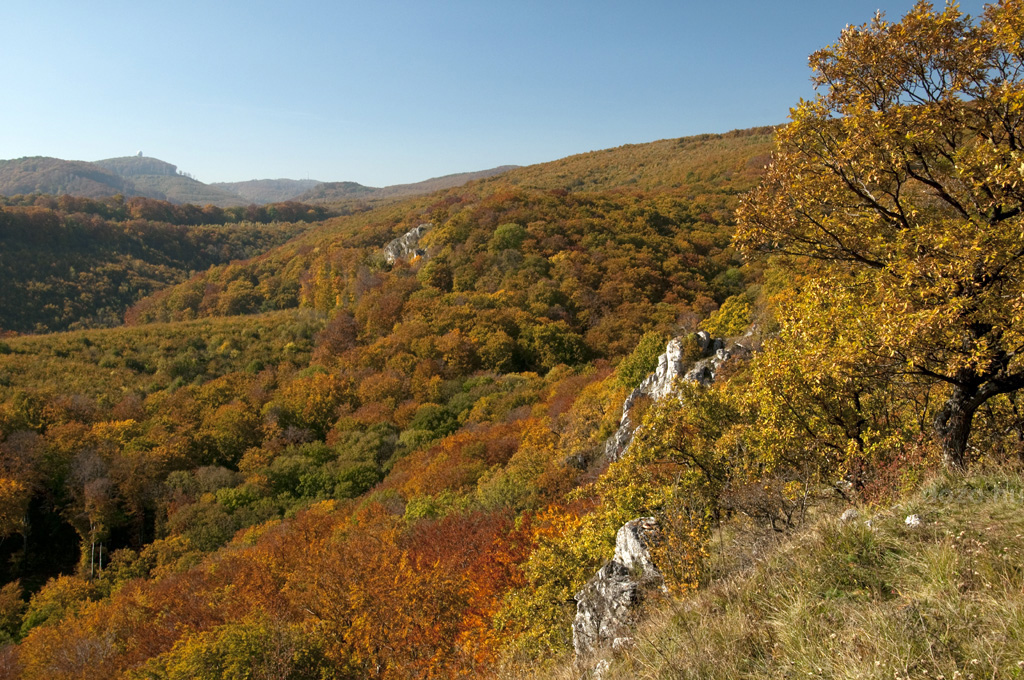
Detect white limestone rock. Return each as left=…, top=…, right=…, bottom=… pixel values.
left=613, top=516, right=661, bottom=579
left=572, top=518, right=663, bottom=660
left=603, top=333, right=746, bottom=462
left=383, top=223, right=431, bottom=264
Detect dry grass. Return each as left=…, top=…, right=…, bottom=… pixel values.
left=520, top=468, right=1024, bottom=679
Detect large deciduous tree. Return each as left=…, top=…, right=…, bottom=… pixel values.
left=737, top=0, right=1024, bottom=467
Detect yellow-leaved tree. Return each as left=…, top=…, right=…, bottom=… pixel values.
left=737, top=0, right=1024, bottom=468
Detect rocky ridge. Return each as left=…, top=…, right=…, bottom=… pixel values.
left=574, top=331, right=753, bottom=668
left=572, top=517, right=664, bottom=660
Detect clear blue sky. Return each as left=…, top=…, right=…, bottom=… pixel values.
left=1, top=1, right=989, bottom=186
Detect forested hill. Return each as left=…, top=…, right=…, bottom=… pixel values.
left=0, top=156, right=247, bottom=208
left=94, top=156, right=248, bottom=207
left=502, top=126, right=773, bottom=194
left=0, top=129, right=773, bottom=335
left=294, top=165, right=520, bottom=204
left=127, top=127, right=775, bottom=325
left=209, top=179, right=323, bottom=204
left=0, top=154, right=522, bottom=209
left=0, top=158, right=134, bottom=200
left=94, top=157, right=180, bottom=178
left=0, top=195, right=328, bottom=333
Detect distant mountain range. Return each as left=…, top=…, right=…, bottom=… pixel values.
left=0, top=155, right=518, bottom=207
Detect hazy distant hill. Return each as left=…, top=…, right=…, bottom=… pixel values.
left=96, top=156, right=250, bottom=207
left=296, top=180, right=377, bottom=202
left=210, top=179, right=323, bottom=204
left=0, top=154, right=519, bottom=208
left=297, top=166, right=518, bottom=203
left=94, top=155, right=179, bottom=177
left=0, top=155, right=247, bottom=207
left=0, top=157, right=134, bottom=199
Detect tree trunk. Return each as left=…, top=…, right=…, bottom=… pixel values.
left=933, top=386, right=977, bottom=469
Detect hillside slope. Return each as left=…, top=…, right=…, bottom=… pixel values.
left=96, top=156, right=252, bottom=207
left=556, top=471, right=1024, bottom=680
left=2, top=114, right=1022, bottom=679
left=295, top=165, right=519, bottom=204
left=0, top=196, right=324, bottom=333
left=128, top=127, right=774, bottom=325
left=502, top=126, right=774, bottom=194
left=0, top=156, right=249, bottom=207
left=0, top=157, right=134, bottom=199
left=0, top=126, right=778, bottom=679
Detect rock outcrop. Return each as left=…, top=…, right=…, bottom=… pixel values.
left=383, top=223, right=431, bottom=264
left=573, top=517, right=663, bottom=660
left=573, top=329, right=757, bottom=667
left=603, top=331, right=746, bottom=462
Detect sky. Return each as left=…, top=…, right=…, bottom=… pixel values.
left=1, top=0, right=991, bottom=187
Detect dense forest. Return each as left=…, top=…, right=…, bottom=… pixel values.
left=0, top=195, right=328, bottom=333
left=0, top=123, right=770, bottom=677
left=1, top=3, right=1023, bottom=679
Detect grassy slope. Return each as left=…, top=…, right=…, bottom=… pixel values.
left=539, top=471, right=1024, bottom=680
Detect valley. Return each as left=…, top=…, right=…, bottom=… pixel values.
left=0, top=4, right=1023, bottom=677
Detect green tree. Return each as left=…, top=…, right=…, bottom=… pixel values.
left=736, top=0, right=1024, bottom=468
left=489, top=223, right=527, bottom=252
left=615, top=330, right=667, bottom=389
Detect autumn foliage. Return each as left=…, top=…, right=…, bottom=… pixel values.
left=6, top=5, right=1024, bottom=675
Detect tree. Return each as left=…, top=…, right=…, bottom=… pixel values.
left=736, top=1, right=1024, bottom=467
